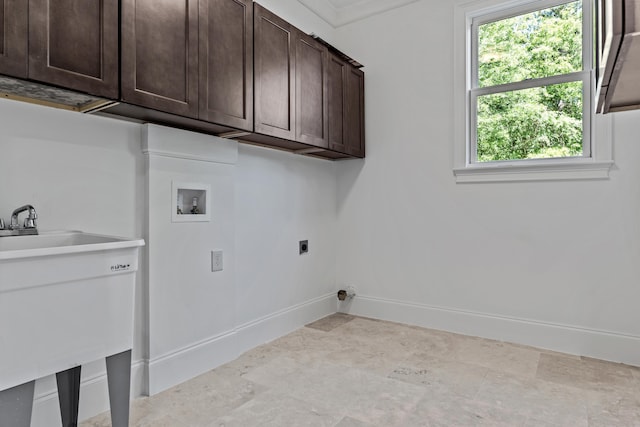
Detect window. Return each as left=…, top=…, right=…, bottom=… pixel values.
left=453, top=0, right=613, bottom=183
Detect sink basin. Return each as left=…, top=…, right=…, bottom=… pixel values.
left=0, top=230, right=142, bottom=258
left=0, top=231, right=144, bottom=392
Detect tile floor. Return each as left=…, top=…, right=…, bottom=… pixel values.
left=82, top=314, right=640, bottom=426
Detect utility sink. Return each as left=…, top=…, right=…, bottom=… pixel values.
left=0, top=231, right=144, bottom=393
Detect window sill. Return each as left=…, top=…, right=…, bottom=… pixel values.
left=453, top=160, right=614, bottom=183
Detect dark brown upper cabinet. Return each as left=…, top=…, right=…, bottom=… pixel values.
left=328, top=53, right=364, bottom=158
left=0, top=0, right=363, bottom=159
left=28, top=0, right=118, bottom=99
left=199, top=0, right=253, bottom=131
left=253, top=3, right=296, bottom=140
left=295, top=31, right=328, bottom=148
left=121, top=0, right=199, bottom=118
left=0, top=0, right=28, bottom=78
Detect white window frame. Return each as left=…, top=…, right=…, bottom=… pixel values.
left=453, top=0, right=613, bottom=183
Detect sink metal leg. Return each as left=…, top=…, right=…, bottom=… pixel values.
left=106, top=350, right=132, bottom=427
left=56, top=365, right=81, bottom=427
left=0, top=380, right=35, bottom=427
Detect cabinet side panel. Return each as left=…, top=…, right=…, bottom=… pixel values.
left=48, top=0, right=101, bottom=78
left=328, top=56, right=345, bottom=151
left=257, top=16, right=291, bottom=131
left=345, top=67, right=365, bottom=157
left=296, top=37, right=326, bottom=146
left=134, top=0, right=190, bottom=102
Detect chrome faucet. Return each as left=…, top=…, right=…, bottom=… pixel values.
left=8, top=205, right=38, bottom=235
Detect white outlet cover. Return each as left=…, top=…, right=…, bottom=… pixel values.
left=211, top=250, right=223, bottom=272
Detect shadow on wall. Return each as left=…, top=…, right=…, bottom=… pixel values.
left=336, top=158, right=365, bottom=214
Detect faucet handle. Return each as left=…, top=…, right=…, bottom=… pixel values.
left=0, top=218, right=5, bottom=230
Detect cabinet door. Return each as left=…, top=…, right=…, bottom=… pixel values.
left=28, top=0, right=118, bottom=98
left=121, top=0, right=199, bottom=118
left=254, top=4, right=295, bottom=140
left=0, top=0, right=28, bottom=78
left=295, top=31, right=328, bottom=148
left=345, top=66, right=365, bottom=158
left=199, top=0, right=253, bottom=131
left=327, top=54, right=347, bottom=153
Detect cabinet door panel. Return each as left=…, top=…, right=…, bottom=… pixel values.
left=327, top=55, right=346, bottom=153
left=254, top=4, right=295, bottom=140
left=295, top=32, right=328, bottom=147
left=29, top=0, right=118, bottom=98
left=0, top=0, right=29, bottom=78
left=122, top=0, right=198, bottom=117
left=199, top=0, right=253, bottom=130
left=345, top=67, right=365, bottom=158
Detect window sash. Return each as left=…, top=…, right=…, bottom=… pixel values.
left=470, top=71, right=592, bottom=163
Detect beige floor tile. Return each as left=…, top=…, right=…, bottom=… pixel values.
left=389, top=356, right=489, bottom=398
left=329, top=317, right=415, bottom=342
left=394, top=327, right=464, bottom=359
left=406, top=392, right=528, bottom=426
left=586, top=387, right=640, bottom=426
left=335, top=416, right=377, bottom=427
left=333, top=370, right=426, bottom=426
left=306, top=313, right=356, bottom=332
left=214, top=389, right=342, bottom=427
left=454, top=336, right=541, bottom=379
left=322, top=340, right=410, bottom=376
left=536, top=353, right=637, bottom=392
left=474, top=370, right=588, bottom=426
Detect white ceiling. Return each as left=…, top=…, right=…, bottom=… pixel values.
left=297, top=0, right=420, bottom=27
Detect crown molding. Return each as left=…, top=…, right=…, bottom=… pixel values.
left=298, top=0, right=420, bottom=27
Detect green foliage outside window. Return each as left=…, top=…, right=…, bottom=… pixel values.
left=476, top=1, right=584, bottom=162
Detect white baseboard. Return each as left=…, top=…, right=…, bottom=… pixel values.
left=147, top=330, right=239, bottom=396
left=341, top=295, right=640, bottom=367
left=234, top=292, right=338, bottom=356
left=147, top=292, right=337, bottom=395
left=31, top=360, right=145, bottom=426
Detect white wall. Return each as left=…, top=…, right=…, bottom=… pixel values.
left=236, top=144, right=338, bottom=326
left=142, top=128, right=338, bottom=396
left=334, top=0, right=640, bottom=365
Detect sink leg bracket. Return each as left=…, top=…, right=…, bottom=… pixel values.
left=0, top=380, right=35, bottom=427
left=106, top=349, right=132, bottom=427
left=56, top=366, right=81, bottom=427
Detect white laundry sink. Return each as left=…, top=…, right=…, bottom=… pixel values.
left=0, top=231, right=144, bottom=392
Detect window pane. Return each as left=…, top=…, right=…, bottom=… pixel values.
left=478, top=1, right=582, bottom=87
left=476, top=81, right=583, bottom=162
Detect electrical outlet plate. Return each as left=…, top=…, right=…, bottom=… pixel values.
left=211, top=250, right=223, bottom=272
